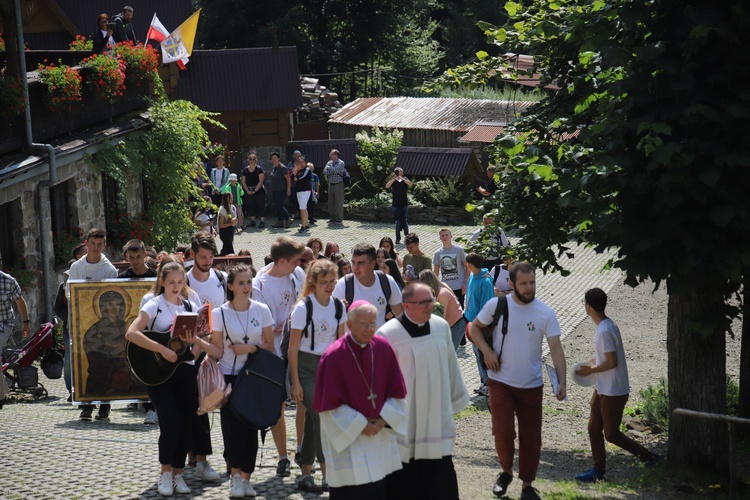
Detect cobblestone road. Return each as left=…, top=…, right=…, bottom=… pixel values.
left=0, top=221, right=621, bottom=499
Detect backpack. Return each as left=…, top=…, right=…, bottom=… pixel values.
left=196, top=355, right=232, bottom=415
left=344, top=270, right=391, bottom=310
left=280, top=295, right=344, bottom=363
left=474, top=295, right=509, bottom=370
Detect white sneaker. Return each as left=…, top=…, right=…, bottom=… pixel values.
left=144, top=410, right=158, bottom=424
left=157, top=471, right=173, bottom=496
left=229, top=473, right=244, bottom=498
left=243, top=479, right=257, bottom=497
left=195, top=461, right=220, bottom=481
left=172, top=474, right=191, bottom=494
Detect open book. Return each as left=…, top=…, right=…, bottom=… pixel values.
left=171, top=303, right=212, bottom=339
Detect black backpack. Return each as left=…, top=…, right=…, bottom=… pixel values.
left=344, top=270, right=392, bottom=311
left=477, top=295, right=509, bottom=370
left=280, top=295, right=344, bottom=363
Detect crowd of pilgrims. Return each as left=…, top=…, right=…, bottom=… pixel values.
left=64, top=226, right=475, bottom=499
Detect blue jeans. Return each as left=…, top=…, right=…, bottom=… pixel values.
left=63, top=324, right=71, bottom=393
left=393, top=206, right=409, bottom=242
left=450, top=317, right=467, bottom=352
left=472, top=342, right=488, bottom=385
left=273, top=190, right=289, bottom=221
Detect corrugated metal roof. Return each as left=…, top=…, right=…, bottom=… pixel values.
left=172, top=48, right=302, bottom=112
left=329, top=98, right=535, bottom=132
left=459, top=124, right=506, bottom=143
left=287, top=139, right=359, bottom=170
left=50, top=1, right=193, bottom=46
left=394, top=147, right=480, bottom=177
left=460, top=121, right=580, bottom=144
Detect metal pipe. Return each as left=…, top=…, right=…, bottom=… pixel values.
left=14, top=0, right=56, bottom=321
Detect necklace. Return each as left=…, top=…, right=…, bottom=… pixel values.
left=233, top=300, right=251, bottom=343
left=163, top=296, right=180, bottom=317
left=345, top=334, right=377, bottom=408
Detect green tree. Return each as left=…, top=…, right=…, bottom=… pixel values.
left=95, top=81, right=223, bottom=251
left=434, top=0, right=750, bottom=475
left=355, top=126, right=403, bottom=196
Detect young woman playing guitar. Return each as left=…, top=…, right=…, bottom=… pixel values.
left=125, top=259, right=219, bottom=496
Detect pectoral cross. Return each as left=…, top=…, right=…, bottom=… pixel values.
left=368, top=391, right=378, bottom=408
left=242, top=334, right=249, bottom=344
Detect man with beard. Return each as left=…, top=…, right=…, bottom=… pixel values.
left=468, top=262, right=567, bottom=500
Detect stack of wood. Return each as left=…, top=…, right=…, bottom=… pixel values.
left=298, top=77, right=342, bottom=122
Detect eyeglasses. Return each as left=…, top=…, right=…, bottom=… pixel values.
left=404, top=298, right=435, bottom=307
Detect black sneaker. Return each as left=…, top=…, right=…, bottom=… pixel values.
left=79, top=405, right=93, bottom=421
left=276, top=458, right=291, bottom=477
left=247, top=220, right=257, bottom=228
left=297, top=475, right=322, bottom=493
left=520, top=485, right=541, bottom=500
left=258, top=221, right=265, bottom=228
left=492, top=472, right=513, bottom=497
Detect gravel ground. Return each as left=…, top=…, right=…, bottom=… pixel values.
left=453, top=279, right=744, bottom=499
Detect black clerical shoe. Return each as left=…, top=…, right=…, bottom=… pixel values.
left=492, top=472, right=513, bottom=497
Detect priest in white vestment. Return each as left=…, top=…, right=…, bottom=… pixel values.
left=314, top=301, right=408, bottom=499
left=378, top=282, right=469, bottom=499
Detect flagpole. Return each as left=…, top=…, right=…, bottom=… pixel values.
left=145, top=12, right=157, bottom=45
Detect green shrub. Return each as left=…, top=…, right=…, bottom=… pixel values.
left=348, top=192, right=423, bottom=209
left=636, top=375, right=740, bottom=433
left=412, top=177, right=469, bottom=207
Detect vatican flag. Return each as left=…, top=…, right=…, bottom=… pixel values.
left=161, top=9, right=201, bottom=68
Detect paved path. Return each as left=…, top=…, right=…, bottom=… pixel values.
left=0, top=221, right=622, bottom=499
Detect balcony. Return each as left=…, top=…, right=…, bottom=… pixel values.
left=0, top=51, right=153, bottom=156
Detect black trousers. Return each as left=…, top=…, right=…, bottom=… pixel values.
left=220, top=374, right=259, bottom=474
left=385, top=456, right=459, bottom=500
left=147, top=363, right=196, bottom=468
left=243, top=192, right=266, bottom=218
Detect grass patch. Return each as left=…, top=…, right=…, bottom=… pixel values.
left=455, top=398, right=490, bottom=419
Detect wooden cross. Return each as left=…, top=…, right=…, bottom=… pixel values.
left=243, top=334, right=249, bottom=343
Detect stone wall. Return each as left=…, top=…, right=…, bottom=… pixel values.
left=344, top=205, right=473, bottom=226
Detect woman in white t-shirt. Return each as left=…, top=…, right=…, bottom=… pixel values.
left=210, top=264, right=274, bottom=498
left=125, top=261, right=214, bottom=497
left=289, top=259, right=346, bottom=493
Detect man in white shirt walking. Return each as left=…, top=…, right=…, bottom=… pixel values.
left=573, top=288, right=658, bottom=482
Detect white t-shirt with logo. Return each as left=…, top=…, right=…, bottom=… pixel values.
left=333, top=274, right=403, bottom=328
left=289, top=295, right=345, bottom=354
left=211, top=301, right=274, bottom=375
left=594, top=318, right=630, bottom=396
left=476, top=296, right=561, bottom=389
left=141, top=295, right=200, bottom=332
left=253, top=272, right=300, bottom=355
left=140, top=289, right=201, bottom=309
left=187, top=268, right=227, bottom=307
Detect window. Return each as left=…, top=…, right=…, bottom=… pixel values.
left=50, top=179, right=82, bottom=266
left=0, top=199, right=23, bottom=268
left=102, top=172, right=126, bottom=233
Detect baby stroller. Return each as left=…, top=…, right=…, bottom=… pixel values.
left=1, top=322, right=55, bottom=404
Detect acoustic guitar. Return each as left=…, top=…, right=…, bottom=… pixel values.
left=126, top=331, right=196, bottom=386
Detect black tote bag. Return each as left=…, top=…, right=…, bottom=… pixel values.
left=230, top=348, right=286, bottom=430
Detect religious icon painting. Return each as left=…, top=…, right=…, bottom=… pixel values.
left=69, top=279, right=155, bottom=403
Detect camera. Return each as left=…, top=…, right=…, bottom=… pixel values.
left=106, top=22, right=116, bottom=30
left=394, top=168, right=400, bottom=176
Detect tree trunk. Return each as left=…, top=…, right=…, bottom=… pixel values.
left=739, top=274, right=750, bottom=439
left=667, top=287, right=728, bottom=474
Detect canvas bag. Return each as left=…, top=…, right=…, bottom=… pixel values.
left=196, top=354, right=232, bottom=415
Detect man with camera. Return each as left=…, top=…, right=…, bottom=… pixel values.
left=385, top=167, right=413, bottom=245
left=112, top=6, right=138, bottom=44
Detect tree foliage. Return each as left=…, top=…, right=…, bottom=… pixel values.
left=433, top=0, right=750, bottom=475
left=94, top=78, right=224, bottom=251
left=195, top=0, right=509, bottom=99
left=355, top=126, right=403, bottom=195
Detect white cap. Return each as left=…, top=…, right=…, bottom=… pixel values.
left=229, top=173, right=238, bottom=181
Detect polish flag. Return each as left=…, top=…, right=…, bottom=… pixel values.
left=145, top=14, right=169, bottom=44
